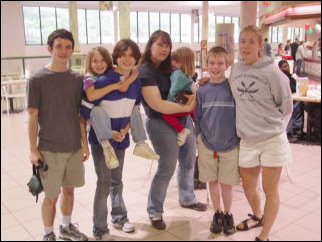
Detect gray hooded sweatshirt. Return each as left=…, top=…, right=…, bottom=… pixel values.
left=229, top=56, right=293, bottom=142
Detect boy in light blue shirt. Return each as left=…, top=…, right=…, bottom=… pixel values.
left=195, top=46, right=240, bottom=236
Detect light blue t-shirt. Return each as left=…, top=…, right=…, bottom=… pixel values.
left=167, top=69, right=193, bottom=102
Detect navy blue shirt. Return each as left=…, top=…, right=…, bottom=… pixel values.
left=88, top=69, right=142, bottom=150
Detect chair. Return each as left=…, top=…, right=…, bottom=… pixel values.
left=1, top=79, right=28, bottom=115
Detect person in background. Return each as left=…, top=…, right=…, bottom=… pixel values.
left=284, top=39, right=291, bottom=55
left=278, top=60, right=304, bottom=140
left=195, top=46, right=240, bottom=236
left=291, top=37, right=300, bottom=73
left=276, top=43, right=284, bottom=56
left=263, top=38, right=272, bottom=57
left=295, top=41, right=307, bottom=75
left=139, top=30, right=207, bottom=231
left=28, top=29, right=89, bottom=241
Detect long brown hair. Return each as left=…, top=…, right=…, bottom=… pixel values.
left=139, top=30, right=172, bottom=74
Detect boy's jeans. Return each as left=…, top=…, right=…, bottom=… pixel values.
left=91, top=144, right=128, bottom=233
left=91, top=105, right=147, bottom=143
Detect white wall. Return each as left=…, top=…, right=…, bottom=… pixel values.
left=1, top=1, right=26, bottom=57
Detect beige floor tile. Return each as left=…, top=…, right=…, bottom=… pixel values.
left=274, top=223, right=321, bottom=241
left=1, top=224, right=33, bottom=241
left=1, top=213, right=20, bottom=229
left=1, top=111, right=321, bottom=241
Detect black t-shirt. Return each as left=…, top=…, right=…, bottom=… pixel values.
left=138, top=63, right=171, bottom=119
left=291, top=42, right=300, bottom=60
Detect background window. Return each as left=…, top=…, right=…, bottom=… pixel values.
left=224, top=16, right=232, bottom=23
left=86, top=10, right=100, bottom=44
left=277, top=27, right=283, bottom=43
left=23, top=6, right=41, bottom=45
left=232, top=17, right=239, bottom=43
left=77, top=9, right=87, bottom=44
left=56, top=8, right=69, bottom=30
left=171, top=13, right=180, bottom=43
left=130, top=12, right=138, bottom=43
left=216, top=16, right=224, bottom=24
left=160, top=13, right=170, bottom=34
left=181, top=14, right=191, bottom=43
left=138, top=12, right=149, bottom=43
left=208, top=14, right=216, bottom=43
left=150, top=12, right=160, bottom=36
left=40, top=7, right=56, bottom=45
left=101, top=10, right=114, bottom=44
left=193, top=15, right=199, bottom=43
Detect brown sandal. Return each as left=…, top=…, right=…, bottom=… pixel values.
left=236, top=213, right=263, bottom=231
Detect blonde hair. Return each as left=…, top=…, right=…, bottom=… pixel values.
left=84, top=46, right=113, bottom=76
left=239, top=25, right=263, bottom=58
left=207, top=46, right=230, bottom=65
left=172, top=47, right=195, bottom=77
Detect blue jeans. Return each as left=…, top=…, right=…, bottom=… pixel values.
left=91, top=105, right=147, bottom=143
left=91, top=144, right=128, bottom=234
left=296, top=59, right=303, bottom=75
left=146, top=116, right=197, bottom=218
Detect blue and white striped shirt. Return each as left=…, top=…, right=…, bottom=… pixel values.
left=88, top=69, right=142, bottom=150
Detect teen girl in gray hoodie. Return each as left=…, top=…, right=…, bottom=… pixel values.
left=231, top=26, right=293, bottom=242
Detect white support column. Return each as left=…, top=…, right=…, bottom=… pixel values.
left=240, top=1, right=257, bottom=30
left=68, top=1, right=79, bottom=51
left=202, top=1, right=209, bottom=41
left=118, top=1, right=130, bottom=39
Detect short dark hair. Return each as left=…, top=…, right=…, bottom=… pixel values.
left=278, top=59, right=288, bottom=69
left=47, top=29, right=74, bottom=50
left=264, top=38, right=268, bottom=42
left=207, top=46, right=229, bottom=64
left=112, top=39, right=141, bottom=65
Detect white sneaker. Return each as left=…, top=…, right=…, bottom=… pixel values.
left=177, top=128, right=191, bottom=146
left=101, top=140, right=119, bottom=169
left=133, top=143, right=160, bottom=160
left=112, top=222, right=135, bottom=233
left=94, top=232, right=114, bottom=241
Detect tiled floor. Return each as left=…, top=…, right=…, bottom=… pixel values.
left=1, top=111, right=321, bottom=241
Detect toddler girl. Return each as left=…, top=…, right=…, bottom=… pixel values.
left=162, top=47, right=195, bottom=146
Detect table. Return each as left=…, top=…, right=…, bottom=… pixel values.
left=1, top=79, right=28, bottom=113
left=292, top=92, right=321, bottom=140
left=292, top=93, right=321, bottom=103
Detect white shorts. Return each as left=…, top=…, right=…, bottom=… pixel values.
left=239, top=132, right=292, bottom=168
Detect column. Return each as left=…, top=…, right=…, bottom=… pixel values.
left=68, top=1, right=79, bottom=51
left=118, top=1, right=130, bottom=39
left=68, top=1, right=82, bottom=72
left=202, top=1, right=208, bottom=41
left=240, top=1, right=257, bottom=31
